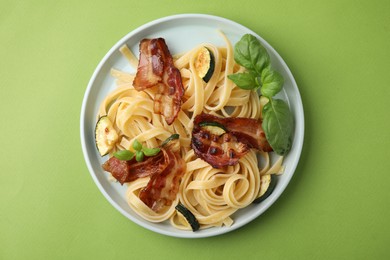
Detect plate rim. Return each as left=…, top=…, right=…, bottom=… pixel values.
left=80, top=13, right=304, bottom=238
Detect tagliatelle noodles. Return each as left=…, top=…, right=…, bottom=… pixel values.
left=98, top=32, right=284, bottom=230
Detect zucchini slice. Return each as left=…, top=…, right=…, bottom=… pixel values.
left=199, top=121, right=227, bottom=136
left=175, top=203, right=200, bottom=231
left=195, top=47, right=215, bottom=83
left=253, top=174, right=277, bottom=204
left=161, top=133, right=180, bottom=147
left=161, top=133, right=181, bottom=153
left=95, top=116, right=118, bottom=156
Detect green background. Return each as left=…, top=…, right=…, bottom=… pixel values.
left=1, top=0, right=389, bottom=259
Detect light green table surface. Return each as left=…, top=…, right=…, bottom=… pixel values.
left=1, top=0, right=389, bottom=259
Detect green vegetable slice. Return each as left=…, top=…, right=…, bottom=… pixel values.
left=161, top=134, right=180, bottom=147
left=175, top=203, right=200, bottom=231
left=195, top=47, right=215, bottom=83
left=253, top=174, right=277, bottom=204
left=199, top=121, right=227, bottom=136
left=95, top=116, right=118, bottom=156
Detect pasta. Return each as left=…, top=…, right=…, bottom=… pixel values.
left=98, top=32, right=284, bottom=230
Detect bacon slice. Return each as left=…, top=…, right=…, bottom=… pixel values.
left=191, top=113, right=272, bottom=168
left=102, top=152, right=165, bottom=185
left=133, top=38, right=184, bottom=125
left=195, top=113, right=272, bottom=151
left=139, top=149, right=186, bottom=212
left=102, top=146, right=186, bottom=212
left=192, top=131, right=249, bottom=168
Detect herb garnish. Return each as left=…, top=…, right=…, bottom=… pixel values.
left=113, top=139, right=161, bottom=162
left=228, top=34, right=293, bottom=155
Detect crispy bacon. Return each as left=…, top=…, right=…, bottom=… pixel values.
left=133, top=38, right=184, bottom=125
left=191, top=113, right=272, bottom=168
left=139, top=149, right=186, bottom=212
left=195, top=113, right=272, bottom=151
left=192, top=131, right=249, bottom=168
left=102, top=152, right=165, bottom=185
left=102, top=146, right=186, bottom=212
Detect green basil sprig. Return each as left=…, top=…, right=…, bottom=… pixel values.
left=113, top=139, right=161, bottom=162
left=228, top=34, right=293, bottom=155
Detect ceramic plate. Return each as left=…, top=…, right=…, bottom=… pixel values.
left=80, top=14, right=304, bottom=238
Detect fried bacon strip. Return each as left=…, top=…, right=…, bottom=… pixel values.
left=133, top=38, right=184, bottom=125
left=102, top=152, right=165, bottom=185
left=102, top=147, right=186, bottom=212
left=196, top=113, right=272, bottom=151
left=192, top=131, right=249, bottom=168
left=139, top=149, right=186, bottom=212
left=191, top=113, right=272, bottom=168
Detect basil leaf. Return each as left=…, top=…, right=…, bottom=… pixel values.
left=135, top=150, right=144, bottom=162
left=142, top=147, right=161, bottom=157
left=234, top=34, right=270, bottom=74
left=113, top=150, right=134, bottom=161
left=228, top=72, right=259, bottom=90
left=262, top=99, right=294, bottom=155
left=260, top=67, right=284, bottom=98
left=132, top=139, right=142, bottom=151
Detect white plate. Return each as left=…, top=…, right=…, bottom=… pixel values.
left=80, top=14, right=304, bottom=238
